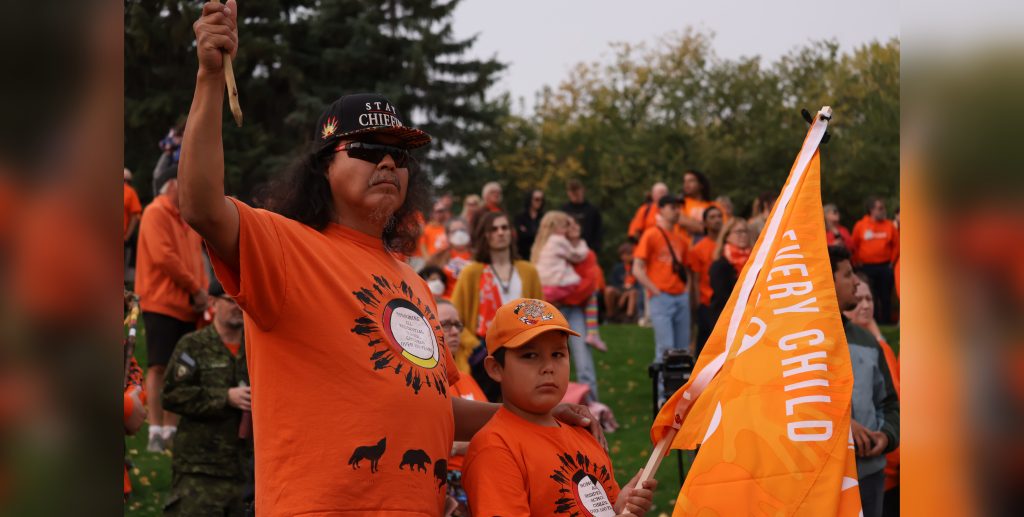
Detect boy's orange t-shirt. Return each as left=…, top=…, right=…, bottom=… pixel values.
left=851, top=215, right=899, bottom=265
left=209, top=199, right=460, bottom=517
left=689, top=236, right=716, bottom=306
left=634, top=225, right=689, bottom=295
left=463, top=407, right=621, bottom=516
left=447, top=375, right=487, bottom=472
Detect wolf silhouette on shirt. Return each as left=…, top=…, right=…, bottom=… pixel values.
left=348, top=438, right=386, bottom=473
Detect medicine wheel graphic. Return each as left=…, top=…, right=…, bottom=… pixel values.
left=549, top=451, right=616, bottom=517
left=350, top=274, right=449, bottom=397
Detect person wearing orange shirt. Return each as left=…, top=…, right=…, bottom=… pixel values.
left=689, top=205, right=723, bottom=357
left=627, top=182, right=668, bottom=242
left=851, top=197, right=899, bottom=324
left=678, top=169, right=713, bottom=241
left=633, top=196, right=694, bottom=401
left=824, top=203, right=854, bottom=250
left=604, top=242, right=639, bottom=323
left=178, top=7, right=601, bottom=514
left=481, top=181, right=503, bottom=213
left=420, top=200, right=451, bottom=258
left=136, top=163, right=208, bottom=452
left=124, top=168, right=142, bottom=241
left=436, top=300, right=483, bottom=516
left=124, top=168, right=144, bottom=285
left=463, top=298, right=657, bottom=517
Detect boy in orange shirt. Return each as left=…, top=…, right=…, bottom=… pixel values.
left=463, top=298, right=657, bottom=516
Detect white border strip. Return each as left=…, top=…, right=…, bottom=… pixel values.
left=684, top=107, right=831, bottom=398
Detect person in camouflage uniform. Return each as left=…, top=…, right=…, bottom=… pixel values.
left=162, top=283, right=252, bottom=516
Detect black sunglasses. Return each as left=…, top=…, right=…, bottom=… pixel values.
left=336, top=142, right=412, bottom=168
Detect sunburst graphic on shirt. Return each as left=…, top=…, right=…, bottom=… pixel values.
left=350, top=274, right=449, bottom=397
left=549, top=451, right=616, bottom=517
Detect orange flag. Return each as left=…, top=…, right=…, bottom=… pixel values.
left=649, top=107, right=862, bottom=516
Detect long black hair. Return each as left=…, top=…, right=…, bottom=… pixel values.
left=265, top=139, right=429, bottom=255
left=684, top=169, right=712, bottom=201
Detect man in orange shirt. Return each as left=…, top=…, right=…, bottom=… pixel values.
left=689, top=205, right=723, bottom=356
left=124, top=168, right=143, bottom=286
left=136, top=163, right=208, bottom=452
left=851, top=197, right=899, bottom=324
left=463, top=298, right=656, bottom=517
left=627, top=182, right=668, bottom=242
left=633, top=196, right=694, bottom=402
left=420, top=200, right=451, bottom=257
left=678, top=169, right=713, bottom=241
left=124, top=168, right=142, bottom=241
left=177, top=6, right=601, bottom=514
left=481, top=181, right=503, bottom=213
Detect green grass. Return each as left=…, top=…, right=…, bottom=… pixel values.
left=125, top=322, right=899, bottom=516
left=125, top=328, right=173, bottom=517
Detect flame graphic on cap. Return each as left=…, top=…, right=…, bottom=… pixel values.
left=321, top=116, right=338, bottom=139
left=513, top=299, right=554, bottom=325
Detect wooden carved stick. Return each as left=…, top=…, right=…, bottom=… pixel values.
left=212, top=0, right=243, bottom=126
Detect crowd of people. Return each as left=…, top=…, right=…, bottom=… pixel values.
left=122, top=2, right=900, bottom=516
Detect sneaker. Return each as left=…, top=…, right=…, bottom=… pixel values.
left=585, top=333, right=607, bottom=352
left=146, top=433, right=164, bottom=453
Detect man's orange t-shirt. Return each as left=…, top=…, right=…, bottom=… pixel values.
left=463, top=407, right=621, bottom=516
left=447, top=375, right=487, bottom=472
left=689, top=236, right=716, bottom=306
left=627, top=202, right=657, bottom=240
left=683, top=197, right=712, bottom=223
left=136, top=195, right=207, bottom=322
left=634, top=225, right=689, bottom=295
left=123, top=183, right=142, bottom=236
left=420, top=222, right=447, bottom=256
left=209, top=199, right=460, bottom=517
left=851, top=215, right=899, bottom=265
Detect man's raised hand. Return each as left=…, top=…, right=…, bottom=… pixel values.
left=193, top=0, right=238, bottom=75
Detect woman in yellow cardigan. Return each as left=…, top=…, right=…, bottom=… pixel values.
left=451, top=212, right=542, bottom=399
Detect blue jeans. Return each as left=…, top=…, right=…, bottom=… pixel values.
left=557, top=304, right=599, bottom=401
left=650, top=292, right=690, bottom=397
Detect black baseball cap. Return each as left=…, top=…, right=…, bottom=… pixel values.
left=315, top=93, right=431, bottom=150
left=657, top=195, right=684, bottom=207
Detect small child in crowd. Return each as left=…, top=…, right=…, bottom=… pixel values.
left=532, top=211, right=590, bottom=303
left=462, top=298, right=657, bottom=516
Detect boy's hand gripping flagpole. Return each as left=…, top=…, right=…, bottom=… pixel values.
left=637, top=106, right=834, bottom=493
left=211, top=0, right=243, bottom=126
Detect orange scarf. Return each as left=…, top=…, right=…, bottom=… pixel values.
left=723, top=243, right=751, bottom=273
left=475, top=267, right=503, bottom=338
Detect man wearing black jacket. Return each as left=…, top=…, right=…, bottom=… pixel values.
left=561, top=179, right=602, bottom=254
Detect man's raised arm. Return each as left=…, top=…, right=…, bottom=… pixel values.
left=179, top=0, right=241, bottom=271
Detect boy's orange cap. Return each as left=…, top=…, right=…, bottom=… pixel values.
left=485, top=298, right=580, bottom=355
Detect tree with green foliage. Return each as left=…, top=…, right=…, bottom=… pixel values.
left=485, top=31, right=899, bottom=266
left=125, top=0, right=506, bottom=203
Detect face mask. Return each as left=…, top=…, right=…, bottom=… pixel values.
left=449, top=230, right=470, bottom=247
left=427, top=279, right=446, bottom=296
